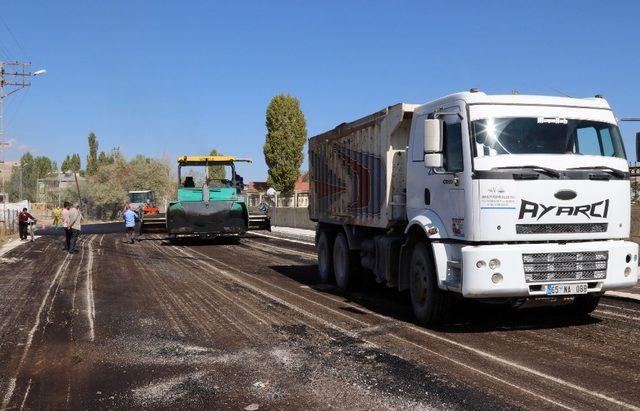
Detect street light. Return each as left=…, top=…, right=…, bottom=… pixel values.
left=32, top=69, right=46, bottom=76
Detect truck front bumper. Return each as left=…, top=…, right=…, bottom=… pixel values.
left=460, top=240, right=638, bottom=298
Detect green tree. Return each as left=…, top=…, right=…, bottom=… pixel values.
left=207, top=148, right=226, bottom=181
left=78, top=152, right=175, bottom=220
left=6, top=152, right=56, bottom=202
left=65, top=153, right=82, bottom=173
left=263, top=94, right=307, bottom=193
left=86, top=132, right=99, bottom=176
left=61, top=155, right=71, bottom=173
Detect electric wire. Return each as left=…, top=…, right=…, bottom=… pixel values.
left=0, top=14, right=29, bottom=60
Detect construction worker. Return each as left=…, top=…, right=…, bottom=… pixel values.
left=123, top=204, right=138, bottom=244
left=67, top=203, right=83, bottom=253
left=18, top=208, right=36, bottom=241
left=52, top=206, right=62, bottom=227
left=62, top=202, right=71, bottom=251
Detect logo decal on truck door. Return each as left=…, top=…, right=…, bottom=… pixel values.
left=518, top=199, right=609, bottom=220
left=480, top=184, right=516, bottom=209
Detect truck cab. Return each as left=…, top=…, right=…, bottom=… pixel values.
left=405, top=91, right=636, bottom=300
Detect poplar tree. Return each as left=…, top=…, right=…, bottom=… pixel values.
left=208, top=148, right=226, bottom=181
left=263, top=94, right=307, bottom=193
left=86, top=132, right=99, bottom=176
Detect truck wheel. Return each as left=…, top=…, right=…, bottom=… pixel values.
left=569, top=294, right=600, bottom=316
left=409, top=242, right=451, bottom=324
left=333, top=232, right=354, bottom=291
left=317, top=230, right=334, bottom=283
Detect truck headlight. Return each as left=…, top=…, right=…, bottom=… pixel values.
left=476, top=260, right=486, bottom=269
left=624, top=267, right=631, bottom=277
left=489, top=259, right=501, bottom=270
left=491, top=273, right=503, bottom=284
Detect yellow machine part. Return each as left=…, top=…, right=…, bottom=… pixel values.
left=177, top=155, right=252, bottom=166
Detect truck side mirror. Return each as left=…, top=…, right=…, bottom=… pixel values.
left=424, top=119, right=444, bottom=168
left=636, top=132, right=640, bottom=163
left=424, top=153, right=443, bottom=168
left=424, top=119, right=444, bottom=153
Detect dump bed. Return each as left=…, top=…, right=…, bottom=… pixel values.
left=309, top=103, right=418, bottom=229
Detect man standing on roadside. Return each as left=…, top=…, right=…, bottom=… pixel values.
left=123, top=204, right=138, bottom=244
left=67, top=203, right=83, bottom=253
left=61, top=202, right=71, bottom=251
left=18, top=207, right=36, bottom=241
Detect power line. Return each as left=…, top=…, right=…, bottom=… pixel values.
left=0, top=15, right=28, bottom=60
left=0, top=61, right=46, bottom=162
left=0, top=41, right=10, bottom=60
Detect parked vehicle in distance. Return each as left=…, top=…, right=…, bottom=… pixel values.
left=309, top=90, right=639, bottom=324
left=128, top=190, right=156, bottom=212
left=128, top=190, right=167, bottom=234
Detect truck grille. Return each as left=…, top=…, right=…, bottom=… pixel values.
left=516, top=223, right=608, bottom=234
left=522, top=251, right=608, bottom=283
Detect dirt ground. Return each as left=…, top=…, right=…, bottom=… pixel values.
left=1, top=225, right=640, bottom=410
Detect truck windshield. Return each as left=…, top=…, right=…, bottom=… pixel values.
left=471, top=118, right=626, bottom=159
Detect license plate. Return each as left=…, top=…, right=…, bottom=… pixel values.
left=545, top=283, right=588, bottom=296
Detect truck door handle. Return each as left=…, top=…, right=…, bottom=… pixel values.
left=424, top=189, right=431, bottom=205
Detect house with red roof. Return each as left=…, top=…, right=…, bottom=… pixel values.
left=244, top=176, right=309, bottom=208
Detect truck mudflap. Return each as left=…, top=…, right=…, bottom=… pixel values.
left=167, top=201, right=248, bottom=236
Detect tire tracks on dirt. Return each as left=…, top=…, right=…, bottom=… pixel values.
left=181, top=238, right=640, bottom=410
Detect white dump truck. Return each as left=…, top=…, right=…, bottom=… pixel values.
left=309, top=90, right=639, bottom=324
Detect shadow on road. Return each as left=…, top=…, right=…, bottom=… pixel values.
left=269, top=264, right=601, bottom=333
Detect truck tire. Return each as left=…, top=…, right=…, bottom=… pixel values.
left=569, top=294, right=600, bottom=316
left=409, top=242, right=451, bottom=324
left=317, top=230, right=334, bottom=283
left=333, top=232, right=354, bottom=291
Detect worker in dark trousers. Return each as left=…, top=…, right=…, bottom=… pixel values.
left=61, top=202, right=71, bottom=250
left=18, top=208, right=36, bottom=241
left=67, top=203, right=83, bottom=253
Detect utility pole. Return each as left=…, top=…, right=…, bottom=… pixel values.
left=0, top=61, right=46, bottom=162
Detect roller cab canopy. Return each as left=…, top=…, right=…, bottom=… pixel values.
left=177, top=156, right=252, bottom=166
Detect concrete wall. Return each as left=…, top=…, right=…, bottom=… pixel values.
left=632, top=206, right=640, bottom=243
left=271, top=207, right=315, bottom=230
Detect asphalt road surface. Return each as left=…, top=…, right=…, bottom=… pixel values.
left=1, top=227, right=640, bottom=410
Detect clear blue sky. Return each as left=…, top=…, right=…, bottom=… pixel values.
left=1, top=0, right=639, bottom=181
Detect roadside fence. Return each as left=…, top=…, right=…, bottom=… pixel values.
left=0, top=208, right=19, bottom=235
left=0, top=201, right=29, bottom=236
